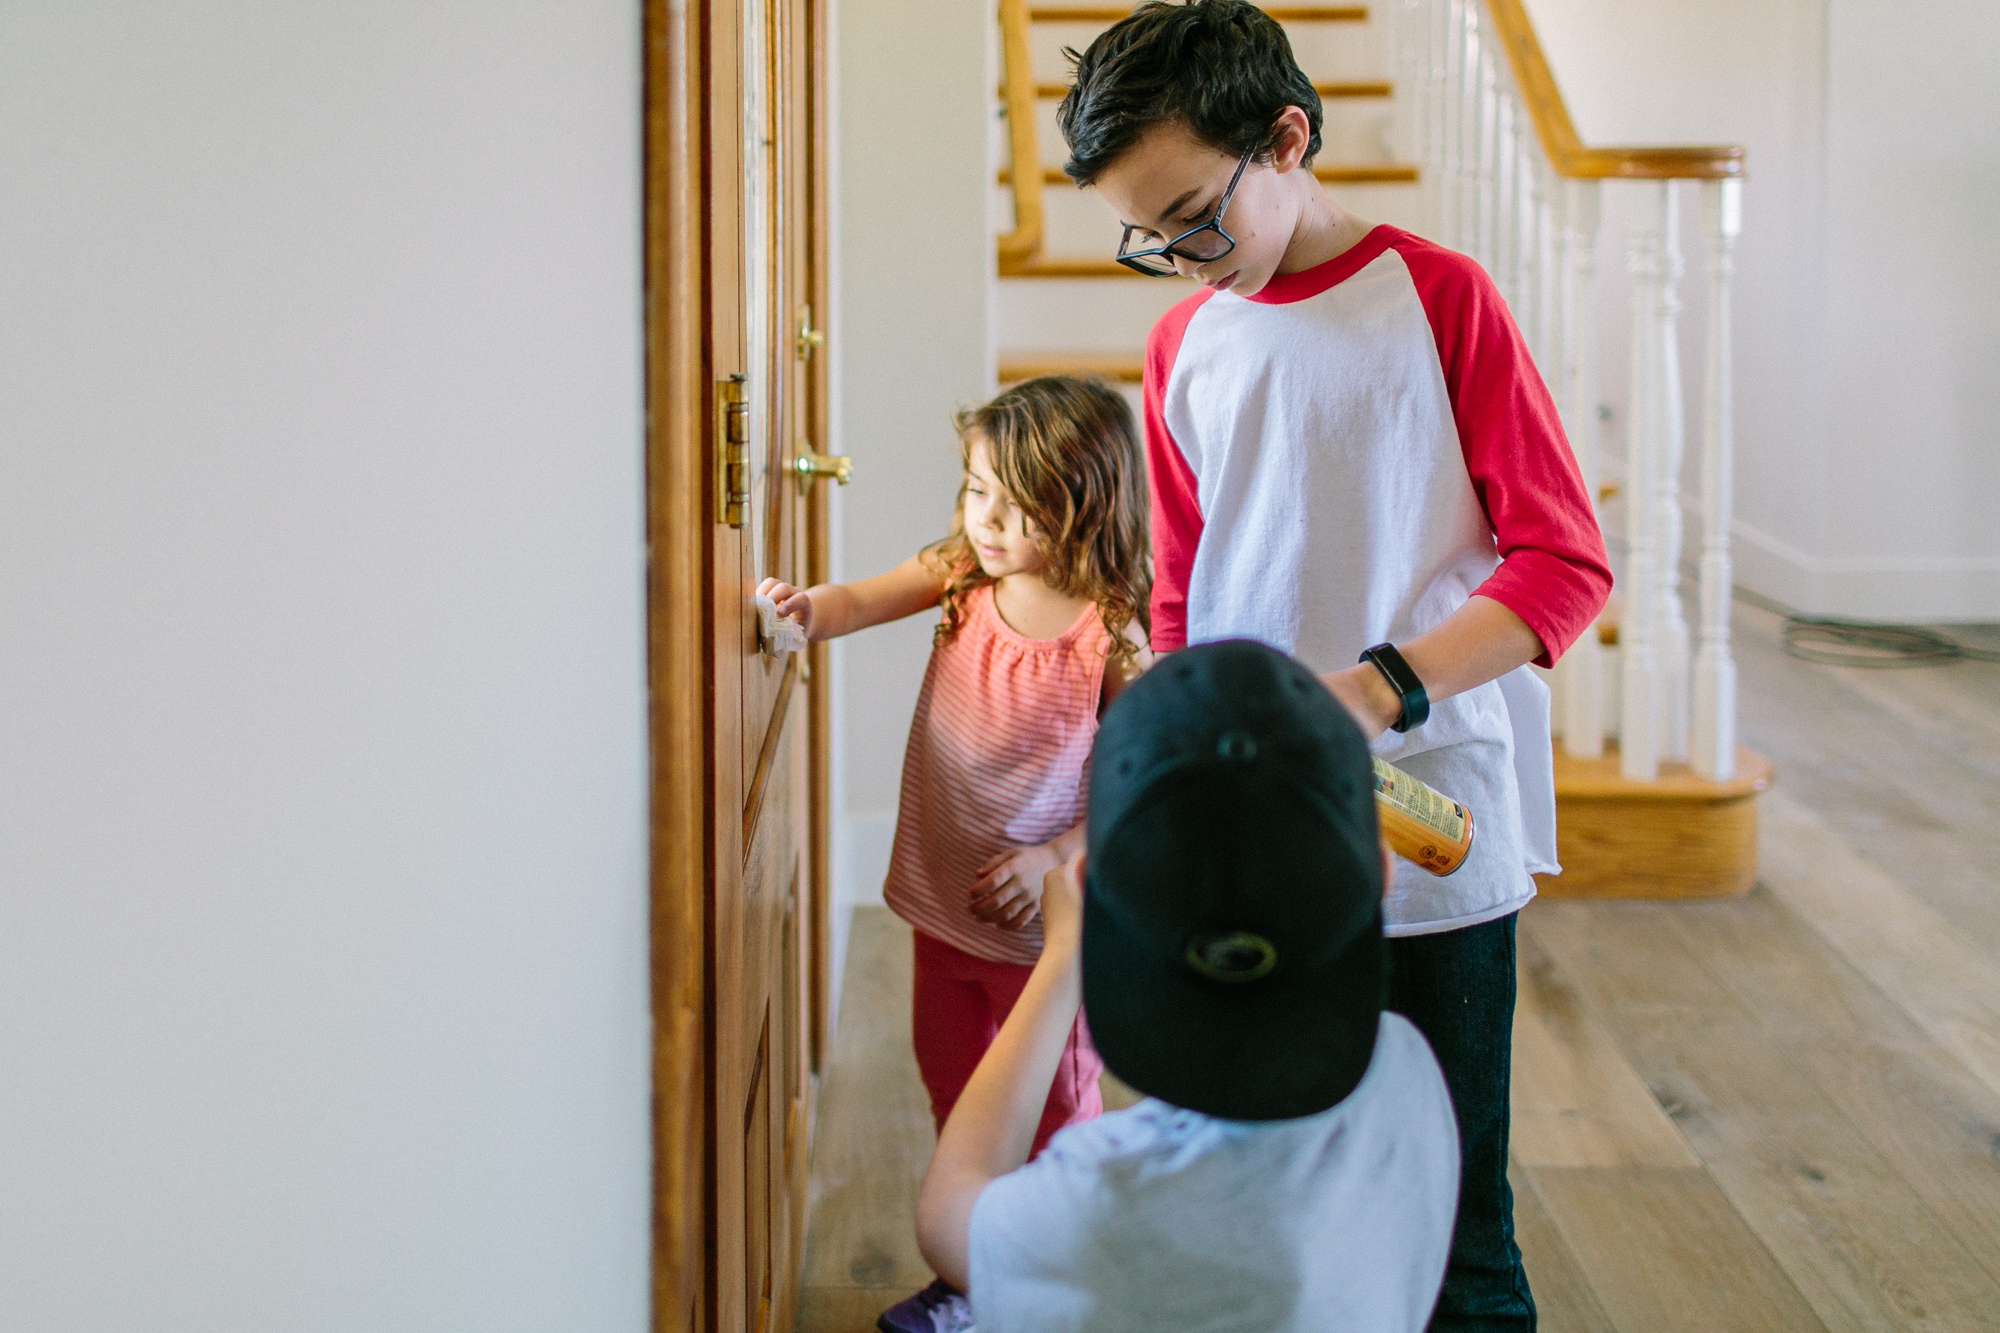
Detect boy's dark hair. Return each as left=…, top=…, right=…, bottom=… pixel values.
left=1057, top=0, right=1322, bottom=186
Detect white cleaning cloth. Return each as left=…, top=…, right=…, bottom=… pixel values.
left=754, top=594, right=808, bottom=656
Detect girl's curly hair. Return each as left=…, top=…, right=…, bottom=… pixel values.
left=925, top=375, right=1151, bottom=674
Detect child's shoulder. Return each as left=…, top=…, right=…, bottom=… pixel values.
left=1377, top=228, right=1502, bottom=312
left=1143, top=286, right=1221, bottom=373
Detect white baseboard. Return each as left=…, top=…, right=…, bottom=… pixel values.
left=1732, top=520, right=2000, bottom=622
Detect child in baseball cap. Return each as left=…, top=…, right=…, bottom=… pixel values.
left=913, top=639, right=1459, bottom=1333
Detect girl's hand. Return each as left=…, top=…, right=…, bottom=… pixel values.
left=969, top=841, right=1063, bottom=930
left=756, top=577, right=814, bottom=637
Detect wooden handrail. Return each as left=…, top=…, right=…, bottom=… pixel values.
left=1000, top=164, right=1417, bottom=186
left=997, top=0, right=1045, bottom=265
left=1008, top=79, right=1391, bottom=99
left=1030, top=5, right=1365, bottom=19
left=999, top=353, right=1144, bottom=382
left=1482, top=0, right=1742, bottom=180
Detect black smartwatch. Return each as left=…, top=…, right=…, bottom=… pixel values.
left=1359, top=642, right=1430, bottom=733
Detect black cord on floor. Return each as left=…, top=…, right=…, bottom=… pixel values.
left=1782, top=617, right=2000, bottom=668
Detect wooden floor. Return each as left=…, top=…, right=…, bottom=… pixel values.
left=797, top=602, right=2000, bottom=1332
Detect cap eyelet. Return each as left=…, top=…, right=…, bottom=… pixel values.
left=1216, top=730, right=1257, bottom=762
left=1183, top=931, right=1278, bottom=984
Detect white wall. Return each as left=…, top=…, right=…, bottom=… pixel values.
left=0, top=4, right=650, bottom=1329
left=1817, top=0, right=2000, bottom=613
left=829, top=0, right=991, bottom=1007
left=1527, top=0, right=2000, bottom=620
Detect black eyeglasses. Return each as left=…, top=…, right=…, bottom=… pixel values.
left=1114, top=149, right=1254, bottom=277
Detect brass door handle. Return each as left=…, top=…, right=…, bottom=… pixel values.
left=793, top=450, right=852, bottom=491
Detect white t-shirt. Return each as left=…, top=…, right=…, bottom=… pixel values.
left=1144, top=227, right=1614, bottom=935
left=966, top=1013, right=1459, bottom=1333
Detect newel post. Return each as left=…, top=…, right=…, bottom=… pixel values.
left=1691, top=178, right=1742, bottom=780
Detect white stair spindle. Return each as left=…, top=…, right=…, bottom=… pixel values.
left=1419, top=0, right=1445, bottom=240
left=1529, top=154, right=1554, bottom=374
left=1621, top=188, right=1661, bottom=779
left=1479, top=45, right=1500, bottom=273
left=1498, top=96, right=1519, bottom=308
left=1651, top=183, right=1691, bottom=763
left=1561, top=179, right=1606, bottom=758
left=1692, top=178, right=1742, bottom=780
left=1452, top=3, right=1474, bottom=252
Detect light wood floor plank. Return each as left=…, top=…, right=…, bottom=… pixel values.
left=798, top=1286, right=905, bottom=1333
left=799, top=908, right=933, bottom=1300
left=1733, top=602, right=2000, bottom=955
left=1783, top=1040, right=2000, bottom=1292
left=1509, top=1164, right=1618, bottom=1333
left=1512, top=933, right=1699, bottom=1168
left=1661, top=887, right=1929, bottom=1046
left=1631, top=1021, right=2000, bottom=1331
left=1530, top=904, right=2000, bottom=1331
left=1521, top=900, right=1759, bottom=1024
left=1527, top=1165, right=1828, bottom=1333
left=1664, top=888, right=2000, bottom=1287
left=1759, top=790, right=2000, bottom=1102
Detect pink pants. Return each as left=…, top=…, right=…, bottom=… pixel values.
left=911, top=929, right=1104, bottom=1157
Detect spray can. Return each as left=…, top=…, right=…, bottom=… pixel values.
left=1372, top=758, right=1475, bottom=876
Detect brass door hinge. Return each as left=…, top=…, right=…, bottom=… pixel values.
left=715, top=373, right=749, bottom=528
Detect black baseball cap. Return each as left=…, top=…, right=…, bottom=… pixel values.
left=1083, top=639, right=1386, bottom=1121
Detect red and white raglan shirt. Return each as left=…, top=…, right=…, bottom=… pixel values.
left=1145, top=225, right=1611, bottom=935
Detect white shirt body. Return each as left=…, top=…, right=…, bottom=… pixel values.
left=967, top=1013, right=1459, bottom=1333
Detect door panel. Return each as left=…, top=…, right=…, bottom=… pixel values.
left=652, top=0, right=825, bottom=1326
left=710, top=0, right=822, bottom=1327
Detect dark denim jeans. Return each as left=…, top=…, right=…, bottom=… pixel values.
left=1388, top=911, right=1535, bottom=1333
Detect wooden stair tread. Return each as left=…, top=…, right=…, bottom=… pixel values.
left=1012, top=80, right=1391, bottom=99
left=1539, top=742, right=1772, bottom=899
left=998, top=354, right=1142, bottom=383
left=1000, top=163, right=1418, bottom=187
left=1030, top=5, right=1367, bottom=20
left=1553, top=743, right=1771, bottom=802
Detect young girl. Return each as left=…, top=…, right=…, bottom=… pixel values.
left=758, top=375, right=1149, bottom=1330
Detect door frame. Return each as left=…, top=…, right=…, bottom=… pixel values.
left=644, top=0, right=710, bottom=1326
left=644, top=0, right=832, bottom=1328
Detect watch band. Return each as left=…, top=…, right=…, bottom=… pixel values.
left=1359, top=642, right=1430, bottom=733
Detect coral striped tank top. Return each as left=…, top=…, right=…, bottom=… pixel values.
left=883, top=584, right=1113, bottom=965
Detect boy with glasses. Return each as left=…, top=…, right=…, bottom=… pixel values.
left=1054, top=2, right=1612, bottom=1328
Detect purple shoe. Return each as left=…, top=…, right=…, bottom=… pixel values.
left=876, top=1277, right=974, bottom=1333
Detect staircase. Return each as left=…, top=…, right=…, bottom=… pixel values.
left=993, top=0, right=1773, bottom=898
left=993, top=1, right=1418, bottom=390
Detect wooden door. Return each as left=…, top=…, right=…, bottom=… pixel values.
left=648, top=0, right=829, bottom=1330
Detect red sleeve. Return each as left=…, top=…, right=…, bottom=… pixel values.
left=1394, top=235, right=1612, bottom=666
left=1142, top=290, right=1213, bottom=653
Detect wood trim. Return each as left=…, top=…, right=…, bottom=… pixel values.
left=999, top=163, right=1418, bottom=187
left=1481, top=0, right=1743, bottom=180
left=1553, top=742, right=1772, bottom=802
left=741, top=654, right=799, bottom=850
left=1011, top=79, right=1391, bottom=99
left=996, top=0, right=1044, bottom=264
left=1029, top=4, right=1367, bottom=18
left=804, top=0, right=832, bottom=1080
left=1537, top=744, right=1771, bottom=898
left=998, top=353, right=1143, bottom=382
left=643, top=0, right=710, bottom=1327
